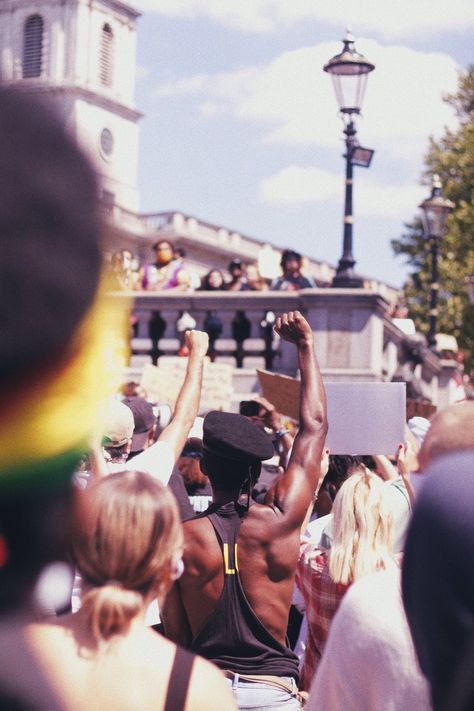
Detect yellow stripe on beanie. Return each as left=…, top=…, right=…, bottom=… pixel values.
left=0, top=278, right=129, bottom=473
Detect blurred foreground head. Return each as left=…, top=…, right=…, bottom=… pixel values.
left=402, top=451, right=474, bottom=711
left=0, top=86, right=104, bottom=609
left=0, top=86, right=101, bottom=384
left=418, top=402, right=474, bottom=470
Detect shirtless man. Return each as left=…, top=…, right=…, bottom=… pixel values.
left=163, top=310, right=328, bottom=709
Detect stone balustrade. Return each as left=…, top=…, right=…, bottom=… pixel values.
left=106, top=288, right=463, bottom=407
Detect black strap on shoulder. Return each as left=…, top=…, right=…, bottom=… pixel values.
left=164, top=646, right=195, bottom=711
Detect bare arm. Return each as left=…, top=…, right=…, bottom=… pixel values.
left=264, top=311, right=328, bottom=530
left=253, top=396, right=294, bottom=467
left=300, top=446, right=330, bottom=534
left=372, top=454, right=398, bottom=481
left=161, top=581, right=193, bottom=647
left=158, top=330, right=209, bottom=460
left=397, top=443, right=417, bottom=507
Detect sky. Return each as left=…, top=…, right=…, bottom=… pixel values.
left=133, top=0, right=473, bottom=287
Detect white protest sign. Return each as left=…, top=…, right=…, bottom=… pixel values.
left=257, top=369, right=406, bottom=454
left=324, top=382, right=406, bottom=455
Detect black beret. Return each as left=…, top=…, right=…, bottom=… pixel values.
left=203, top=411, right=274, bottom=463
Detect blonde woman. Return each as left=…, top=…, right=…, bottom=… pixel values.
left=26, top=470, right=236, bottom=711
left=296, top=467, right=394, bottom=690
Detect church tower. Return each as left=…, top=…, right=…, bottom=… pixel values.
left=0, top=0, right=142, bottom=213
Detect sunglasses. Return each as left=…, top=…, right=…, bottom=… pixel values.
left=181, top=447, right=203, bottom=459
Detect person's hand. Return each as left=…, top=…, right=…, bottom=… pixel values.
left=397, top=443, right=409, bottom=478
left=252, top=395, right=282, bottom=430
left=397, top=442, right=417, bottom=506
left=274, top=311, right=313, bottom=346
left=315, top=447, right=330, bottom=497
left=320, top=447, right=330, bottom=480
left=184, top=329, right=209, bottom=359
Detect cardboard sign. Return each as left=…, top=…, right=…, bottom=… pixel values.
left=257, top=369, right=406, bottom=455
left=257, top=370, right=301, bottom=421
left=140, top=358, right=233, bottom=414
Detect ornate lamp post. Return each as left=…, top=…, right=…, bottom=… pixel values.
left=418, top=174, right=455, bottom=349
left=324, top=28, right=375, bottom=288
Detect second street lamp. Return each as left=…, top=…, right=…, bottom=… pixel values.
left=324, top=28, right=375, bottom=288
left=419, top=174, right=455, bottom=349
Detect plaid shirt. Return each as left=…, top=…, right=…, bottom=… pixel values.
left=296, top=541, right=351, bottom=690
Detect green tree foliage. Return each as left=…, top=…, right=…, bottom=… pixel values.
left=392, top=66, right=474, bottom=369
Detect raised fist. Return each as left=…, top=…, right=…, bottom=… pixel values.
left=274, top=311, right=313, bottom=345
left=184, top=330, right=209, bottom=358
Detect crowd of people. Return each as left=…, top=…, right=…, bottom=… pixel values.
left=107, top=243, right=316, bottom=294
left=1, top=85, right=474, bottom=711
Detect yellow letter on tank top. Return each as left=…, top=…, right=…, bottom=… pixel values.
left=223, top=543, right=239, bottom=574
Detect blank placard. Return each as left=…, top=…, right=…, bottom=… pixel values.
left=324, top=382, right=406, bottom=455
left=257, top=370, right=406, bottom=455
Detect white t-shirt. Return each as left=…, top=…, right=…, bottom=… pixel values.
left=108, top=440, right=175, bottom=484
left=306, top=568, right=431, bottom=711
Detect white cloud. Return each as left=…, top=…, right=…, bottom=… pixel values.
left=259, top=164, right=427, bottom=221
left=152, top=40, right=460, bottom=171
left=137, top=0, right=473, bottom=38
left=153, top=72, right=211, bottom=97
left=260, top=166, right=341, bottom=203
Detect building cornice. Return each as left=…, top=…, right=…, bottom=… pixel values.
left=10, top=82, right=143, bottom=121
left=1, top=0, right=140, bottom=20
left=87, top=0, right=141, bottom=20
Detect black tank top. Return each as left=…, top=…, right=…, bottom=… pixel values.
left=190, top=501, right=300, bottom=680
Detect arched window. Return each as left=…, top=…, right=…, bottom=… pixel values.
left=23, top=14, right=44, bottom=79
left=99, top=24, right=114, bottom=87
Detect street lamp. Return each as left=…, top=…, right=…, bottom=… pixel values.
left=324, top=28, right=375, bottom=288
left=418, top=174, right=455, bottom=349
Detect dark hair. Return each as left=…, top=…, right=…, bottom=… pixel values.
left=152, top=239, right=173, bottom=251
left=199, top=269, right=225, bottom=291
left=202, top=450, right=261, bottom=491
left=104, top=442, right=129, bottom=462
left=280, top=249, right=302, bottom=268
left=239, top=401, right=261, bottom=417
left=174, top=246, right=186, bottom=258
left=0, top=87, right=102, bottom=387
left=321, top=455, right=364, bottom=501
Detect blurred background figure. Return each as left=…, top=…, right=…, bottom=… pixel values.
left=108, top=249, right=139, bottom=290
left=122, top=396, right=156, bottom=458
left=199, top=269, right=226, bottom=291
left=240, top=263, right=269, bottom=292
left=225, top=258, right=246, bottom=291
left=141, top=239, right=190, bottom=292
left=271, top=250, right=315, bottom=291
left=173, top=246, right=201, bottom=290
left=171, top=418, right=213, bottom=515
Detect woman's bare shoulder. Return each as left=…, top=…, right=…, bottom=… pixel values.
left=186, top=657, right=237, bottom=711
